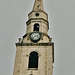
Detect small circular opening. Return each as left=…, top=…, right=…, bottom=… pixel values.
left=35, top=13, right=39, bottom=16
left=37, top=5, right=39, bottom=7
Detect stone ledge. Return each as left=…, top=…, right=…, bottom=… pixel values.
left=16, top=43, right=53, bottom=47
left=27, top=68, right=38, bottom=70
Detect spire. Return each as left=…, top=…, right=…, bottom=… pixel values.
left=33, top=0, right=44, bottom=11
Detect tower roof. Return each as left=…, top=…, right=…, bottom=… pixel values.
left=33, top=0, right=44, bottom=11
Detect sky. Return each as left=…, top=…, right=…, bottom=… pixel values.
left=0, top=0, right=75, bottom=75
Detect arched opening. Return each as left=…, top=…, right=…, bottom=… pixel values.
left=28, top=51, right=38, bottom=68
left=34, top=23, right=39, bottom=31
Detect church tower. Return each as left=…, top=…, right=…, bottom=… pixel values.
left=13, top=0, right=54, bottom=75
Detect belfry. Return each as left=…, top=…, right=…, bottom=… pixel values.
left=13, top=0, right=54, bottom=75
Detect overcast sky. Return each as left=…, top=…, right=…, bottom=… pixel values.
left=0, top=0, right=75, bottom=75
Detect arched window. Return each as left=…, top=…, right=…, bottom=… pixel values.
left=28, top=51, right=38, bottom=68
left=34, top=23, right=39, bottom=31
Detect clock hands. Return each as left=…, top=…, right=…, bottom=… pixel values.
left=33, top=35, right=39, bottom=38
left=30, top=32, right=41, bottom=42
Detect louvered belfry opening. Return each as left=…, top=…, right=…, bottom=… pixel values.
left=34, top=23, right=39, bottom=31
left=28, top=51, right=38, bottom=68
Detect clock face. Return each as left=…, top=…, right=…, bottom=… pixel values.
left=30, top=32, right=41, bottom=42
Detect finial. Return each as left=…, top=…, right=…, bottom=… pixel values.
left=33, top=0, right=44, bottom=11
left=19, top=38, right=21, bottom=43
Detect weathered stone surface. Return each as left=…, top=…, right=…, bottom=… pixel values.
left=13, top=45, right=54, bottom=75
left=13, top=0, right=54, bottom=75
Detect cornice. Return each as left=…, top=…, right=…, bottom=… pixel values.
left=16, top=43, right=53, bottom=47
left=26, top=18, right=49, bottom=24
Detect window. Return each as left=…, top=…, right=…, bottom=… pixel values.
left=28, top=51, right=38, bottom=68
left=34, top=23, right=39, bottom=31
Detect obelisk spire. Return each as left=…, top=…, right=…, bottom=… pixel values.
left=33, top=0, right=44, bottom=11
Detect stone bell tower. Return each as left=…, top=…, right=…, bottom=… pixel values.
left=13, top=0, right=54, bottom=75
